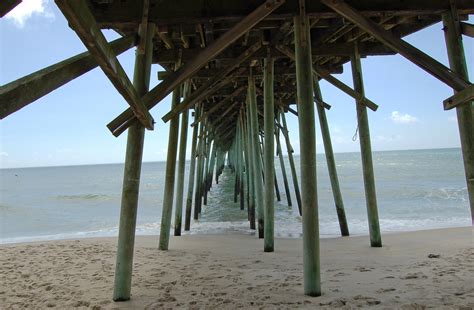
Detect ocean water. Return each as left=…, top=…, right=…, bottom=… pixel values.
left=0, top=148, right=470, bottom=244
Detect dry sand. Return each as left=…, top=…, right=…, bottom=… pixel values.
left=0, top=227, right=472, bottom=309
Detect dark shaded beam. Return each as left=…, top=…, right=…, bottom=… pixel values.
left=0, top=35, right=136, bottom=119
left=0, top=0, right=20, bottom=17
left=107, top=0, right=285, bottom=137
left=444, top=83, right=474, bottom=110
left=461, top=22, right=474, bottom=38
left=56, top=0, right=154, bottom=129
left=321, top=0, right=470, bottom=92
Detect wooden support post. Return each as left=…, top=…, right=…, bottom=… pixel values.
left=158, top=63, right=182, bottom=251
left=174, top=81, right=191, bottom=236
left=238, top=123, right=245, bottom=210
left=294, top=10, right=321, bottom=296
left=264, top=54, right=275, bottom=252
left=194, top=119, right=206, bottom=219
left=249, top=74, right=265, bottom=238
left=276, top=127, right=292, bottom=207
left=280, top=109, right=302, bottom=215
left=203, top=135, right=212, bottom=205
left=244, top=108, right=257, bottom=229
left=351, top=44, right=382, bottom=247
left=55, top=0, right=154, bottom=130
left=0, top=36, right=136, bottom=119
left=442, top=11, right=474, bottom=223
left=184, top=107, right=200, bottom=231
left=314, top=78, right=349, bottom=237
left=234, top=128, right=241, bottom=204
left=107, top=0, right=285, bottom=136
left=113, top=24, right=154, bottom=302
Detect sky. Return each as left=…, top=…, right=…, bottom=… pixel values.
left=0, top=0, right=472, bottom=169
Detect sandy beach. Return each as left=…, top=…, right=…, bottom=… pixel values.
left=1, top=227, right=472, bottom=309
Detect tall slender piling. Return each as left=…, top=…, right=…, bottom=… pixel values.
left=314, top=79, right=349, bottom=236
left=174, top=81, right=191, bottom=236
left=294, top=12, right=321, bottom=296
left=203, top=134, right=212, bottom=205
left=245, top=106, right=257, bottom=230
left=351, top=43, right=382, bottom=247
left=276, top=126, right=292, bottom=206
left=442, top=11, right=474, bottom=223
left=194, top=119, right=206, bottom=219
left=113, top=24, right=154, bottom=301
left=263, top=54, right=275, bottom=252
left=158, top=62, right=183, bottom=251
left=184, top=107, right=200, bottom=231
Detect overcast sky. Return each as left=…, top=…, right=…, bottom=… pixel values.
left=0, top=0, right=472, bottom=168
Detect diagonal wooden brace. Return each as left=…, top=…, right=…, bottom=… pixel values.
left=444, top=84, right=474, bottom=110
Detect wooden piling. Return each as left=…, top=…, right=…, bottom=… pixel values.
left=294, top=13, right=321, bottom=296
left=314, top=78, right=349, bottom=237
left=351, top=43, right=382, bottom=247
left=263, top=54, right=275, bottom=252
left=442, top=11, right=474, bottom=224
left=184, top=107, right=200, bottom=231
left=113, top=24, right=154, bottom=301
left=276, top=126, right=292, bottom=207
left=194, top=119, right=206, bottom=219
left=244, top=105, right=257, bottom=230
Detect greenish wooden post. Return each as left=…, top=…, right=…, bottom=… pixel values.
left=351, top=43, right=382, bottom=247
left=113, top=24, right=154, bottom=302
left=442, top=11, right=474, bottom=223
left=194, top=119, right=206, bottom=219
left=280, top=109, right=302, bottom=215
left=239, top=122, right=245, bottom=210
left=314, top=79, right=349, bottom=237
left=158, top=62, right=183, bottom=251
left=234, top=127, right=240, bottom=203
left=203, top=131, right=212, bottom=205
left=276, top=126, right=292, bottom=207
left=184, top=107, right=200, bottom=231
left=245, top=106, right=256, bottom=229
left=174, top=81, right=191, bottom=236
left=264, top=54, right=275, bottom=252
left=294, top=13, right=321, bottom=297
left=249, top=73, right=265, bottom=238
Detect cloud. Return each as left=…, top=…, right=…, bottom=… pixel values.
left=390, top=111, right=418, bottom=124
left=5, top=0, right=54, bottom=28
left=0, top=152, right=9, bottom=157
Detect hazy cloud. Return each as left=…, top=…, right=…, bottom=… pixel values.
left=0, top=152, right=8, bottom=157
left=390, top=111, right=418, bottom=124
left=5, top=0, right=54, bottom=28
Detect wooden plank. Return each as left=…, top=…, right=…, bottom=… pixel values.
left=0, top=35, right=136, bottom=119
left=444, top=84, right=474, bottom=110
left=321, top=0, right=470, bottom=92
left=276, top=45, right=378, bottom=111
left=461, top=22, right=474, bottom=38
left=107, top=0, right=285, bottom=137
left=0, top=0, right=21, bottom=17
left=161, top=42, right=262, bottom=123
left=55, top=0, right=154, bottom=129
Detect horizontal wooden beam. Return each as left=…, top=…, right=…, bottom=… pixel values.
left=55, top=0, right=154, bottom=129
left=0, top=35, right=136, bottom=119
left=444, top=84, right=474, bottom=110
left=107, top=0, right=285, bottom=137
left=0, top=0, right=20, bottom=17
left=321, top=0, right=470, bottom=92
left=461, top=22, right=474, bottom=38
left=276, top=45, right=378, bottom=111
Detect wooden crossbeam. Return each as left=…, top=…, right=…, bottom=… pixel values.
left=161, top=42, right=262, bottom=123
left=276, top=45, right=378, bottom=111
left=321, top=0, right=470, bottom=92
left=0, top=0, right=20, bottom=17
left=107, top=0, right=285, bottom=137
left=444, top=84, right=474, bottom=110
left=207, top=100, right=241, bottom=127
left=461, top=22, right=474, bottom=38
left=55, top=0, right=154, bottom=129
left=0, top=35, right=136, bottom=119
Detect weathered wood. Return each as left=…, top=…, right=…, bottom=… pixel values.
left=158, top=62, right=182, bottom=251
left=107, top=0, right=285, bottom=136
left=314, top=78, right=349, bottom=237
left=444, top=84, right=474, bottom=110
left=194, top=118, right=207, bottom=220
left=0, top=35, right=136, bottom=119
left=244, top=108, right=257, bottom=230
left=276, top=45, right=378, bottom=111
left=55, top=0, right=154, bottom=130
left=113, top=24, right=154, bottom=302
left=0, top=0, right=20, bottom=17
left=442, top=12, right=474, bottom=224
left=461, top=22, right=474, bottom=38
left=184, top=107, right=200, bottom=231
left=351, top=43, right=382, bottom=247
left=294, top=13, right=321, bottom=297
left=276, top=127, right=292, bottom=207
left=162, top=42, right=262, bottom=123
left=321, top=0, right=470, bottom=92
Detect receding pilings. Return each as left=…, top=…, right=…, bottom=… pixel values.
left=294, top=13, right=321, bottom=296
left=184, top=107, right=200, bottom=231
left=174, top=81, right=191, bottom=236
left=263, top=54, right=275, bottom=252
left=351, top=43, right=382, bottom=248
left=275, top=126, right=292, bottom=207
left=113, top=24, right=154, bottom=302
left=314, top=78, right=349, bottom=237
left=158, top=63, right=183, bottom=251
left=442, top=11, right=474, bottom=224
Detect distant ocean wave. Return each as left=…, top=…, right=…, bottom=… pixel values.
left=56, top=194, right=113, bottom=201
